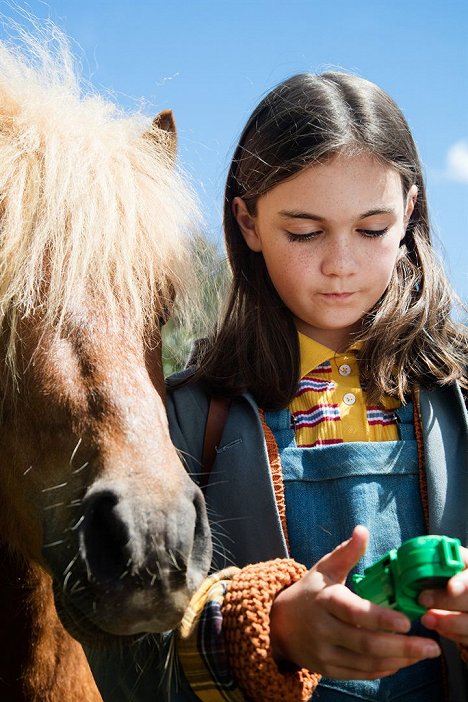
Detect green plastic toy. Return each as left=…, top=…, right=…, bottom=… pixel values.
left=352, top=535, right=465, bottom=620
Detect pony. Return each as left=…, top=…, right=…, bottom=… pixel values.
left=0, top=22, right=211, bottom=701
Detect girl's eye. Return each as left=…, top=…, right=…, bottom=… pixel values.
left=358, top=227, right=389, bottom=238
left=287, top=231, right=322, bottom=242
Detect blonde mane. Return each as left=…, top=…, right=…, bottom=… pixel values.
left=0, top=22, right=201, bottom=373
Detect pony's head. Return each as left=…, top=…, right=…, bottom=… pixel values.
left=0, top=24, right=211, bottom=640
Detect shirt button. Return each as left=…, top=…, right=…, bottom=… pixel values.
left=343, top=392, right=356, bottom=406
left=338, top=363, right=352, bottom=376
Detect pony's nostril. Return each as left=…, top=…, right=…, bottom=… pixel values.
left=186, top=486, right=212, bottom=588
left=81, top=491, right=130, bottom=584
left=193, top=489, right=210, bottom=550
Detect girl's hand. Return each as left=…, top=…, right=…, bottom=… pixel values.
left=419, top=546, right=468, bottom=646
left=270, top=526, right=441, bottom=680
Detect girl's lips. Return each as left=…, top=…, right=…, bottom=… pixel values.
left=320, top=292, right=354, bottom=299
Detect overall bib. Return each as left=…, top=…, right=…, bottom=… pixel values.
left=265, top=402, right=443, bottom=701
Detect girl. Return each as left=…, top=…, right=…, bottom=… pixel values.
left=88, top=72, right=468, bottom=702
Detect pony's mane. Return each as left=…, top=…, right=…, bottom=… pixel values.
left=0, top=21, right=201, bottom=371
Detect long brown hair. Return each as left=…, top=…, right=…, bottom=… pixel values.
left=192, top=72, right=467, bottom=409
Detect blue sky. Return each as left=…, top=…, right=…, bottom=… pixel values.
left=2, top=1, right=467, bottom=300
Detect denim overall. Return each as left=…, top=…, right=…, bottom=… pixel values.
left=264, top=402, right=443, bottom=701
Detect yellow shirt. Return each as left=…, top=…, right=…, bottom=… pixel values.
left=289, top=333, right=400, bottom=446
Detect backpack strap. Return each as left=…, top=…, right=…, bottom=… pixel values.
left=200, top=396, right=231, bottom=491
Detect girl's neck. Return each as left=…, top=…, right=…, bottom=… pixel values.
left=294, top=318, right=361, bottom=353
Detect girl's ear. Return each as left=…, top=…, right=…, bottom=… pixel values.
left=232, top=197, right=263, bottom=252
left=403, top=185, right=418, bottom=235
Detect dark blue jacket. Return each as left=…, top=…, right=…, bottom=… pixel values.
left=88, top=377, right=468, bottom=702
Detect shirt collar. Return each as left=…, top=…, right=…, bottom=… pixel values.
left=298, top=332, right=363, bottom=379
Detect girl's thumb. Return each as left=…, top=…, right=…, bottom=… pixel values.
left=316, top=525, right=369, bottom=584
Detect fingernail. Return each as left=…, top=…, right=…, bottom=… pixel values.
left=419, top=592, right=434, bottom=608
left=421, top=613, right=436, bottom=629
left=423, top=644, right=440, bottom=658
left=450, top=579, right=464, bottom=596
left=392, top=617, right=410, bottom=632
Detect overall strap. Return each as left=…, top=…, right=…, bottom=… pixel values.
left=201, top=396, right=231, bottom=490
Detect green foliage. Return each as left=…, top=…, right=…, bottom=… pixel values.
left=162, top=236, right=229, bottom=377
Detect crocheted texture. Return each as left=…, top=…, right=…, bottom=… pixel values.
left=259, top=409, right=290, bottom=553
left=222, top=559, right=321, bottom=702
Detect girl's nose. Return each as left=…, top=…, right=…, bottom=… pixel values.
left=320, top=236, right=356, bottom=277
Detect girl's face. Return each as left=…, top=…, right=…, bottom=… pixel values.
left=234, top=153, right=417, bottom=351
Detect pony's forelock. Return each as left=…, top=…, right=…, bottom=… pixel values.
left=0, top=21, right=201, bottom=373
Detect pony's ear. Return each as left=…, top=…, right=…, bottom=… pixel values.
left=145, top=109, right=177, bottom=162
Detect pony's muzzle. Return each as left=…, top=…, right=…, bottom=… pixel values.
left=73, top=480, right=211, bottom=633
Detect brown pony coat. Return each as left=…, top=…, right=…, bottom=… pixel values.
left=0, top=545, right=102, bottom=701
left=0, top=22, right=210, bottom=702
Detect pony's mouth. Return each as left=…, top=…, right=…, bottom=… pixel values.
left=52, top=579, right=138, bottom=647
left=45, top=477, right=211, bottom=646
left=52, top=578, right=188, bottom=647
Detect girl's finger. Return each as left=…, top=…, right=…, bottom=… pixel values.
left=419, top=561, right=468, bottom=611
left=316, top=643, right=436, bottom=678
left=315, top=525, right=369, bottom=584
left=421, top=610, right=468, bottom=645
left=458, top=546, right=468, bottom=567
left=419, top=581, right=468, bottom=612
left=323, top=616, right=441, bottom=660
left=322, top=583, right=411, bottom=633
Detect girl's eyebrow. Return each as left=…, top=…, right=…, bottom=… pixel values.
left=359, top=207, right=396, bottom=218
left=278, top=207, right=396, bottom=221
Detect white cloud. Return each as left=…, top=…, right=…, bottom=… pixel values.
left=446, top=141, right=468, bottom=183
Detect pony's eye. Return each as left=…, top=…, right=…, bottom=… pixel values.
left=358, top=228, right=389, bottom=238
left=287, top=231, right=321, bottom=242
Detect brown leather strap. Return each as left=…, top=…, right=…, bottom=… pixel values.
left=201, top=396, right=231, bottom=491
left=412, top=386, right=430, bottom=533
